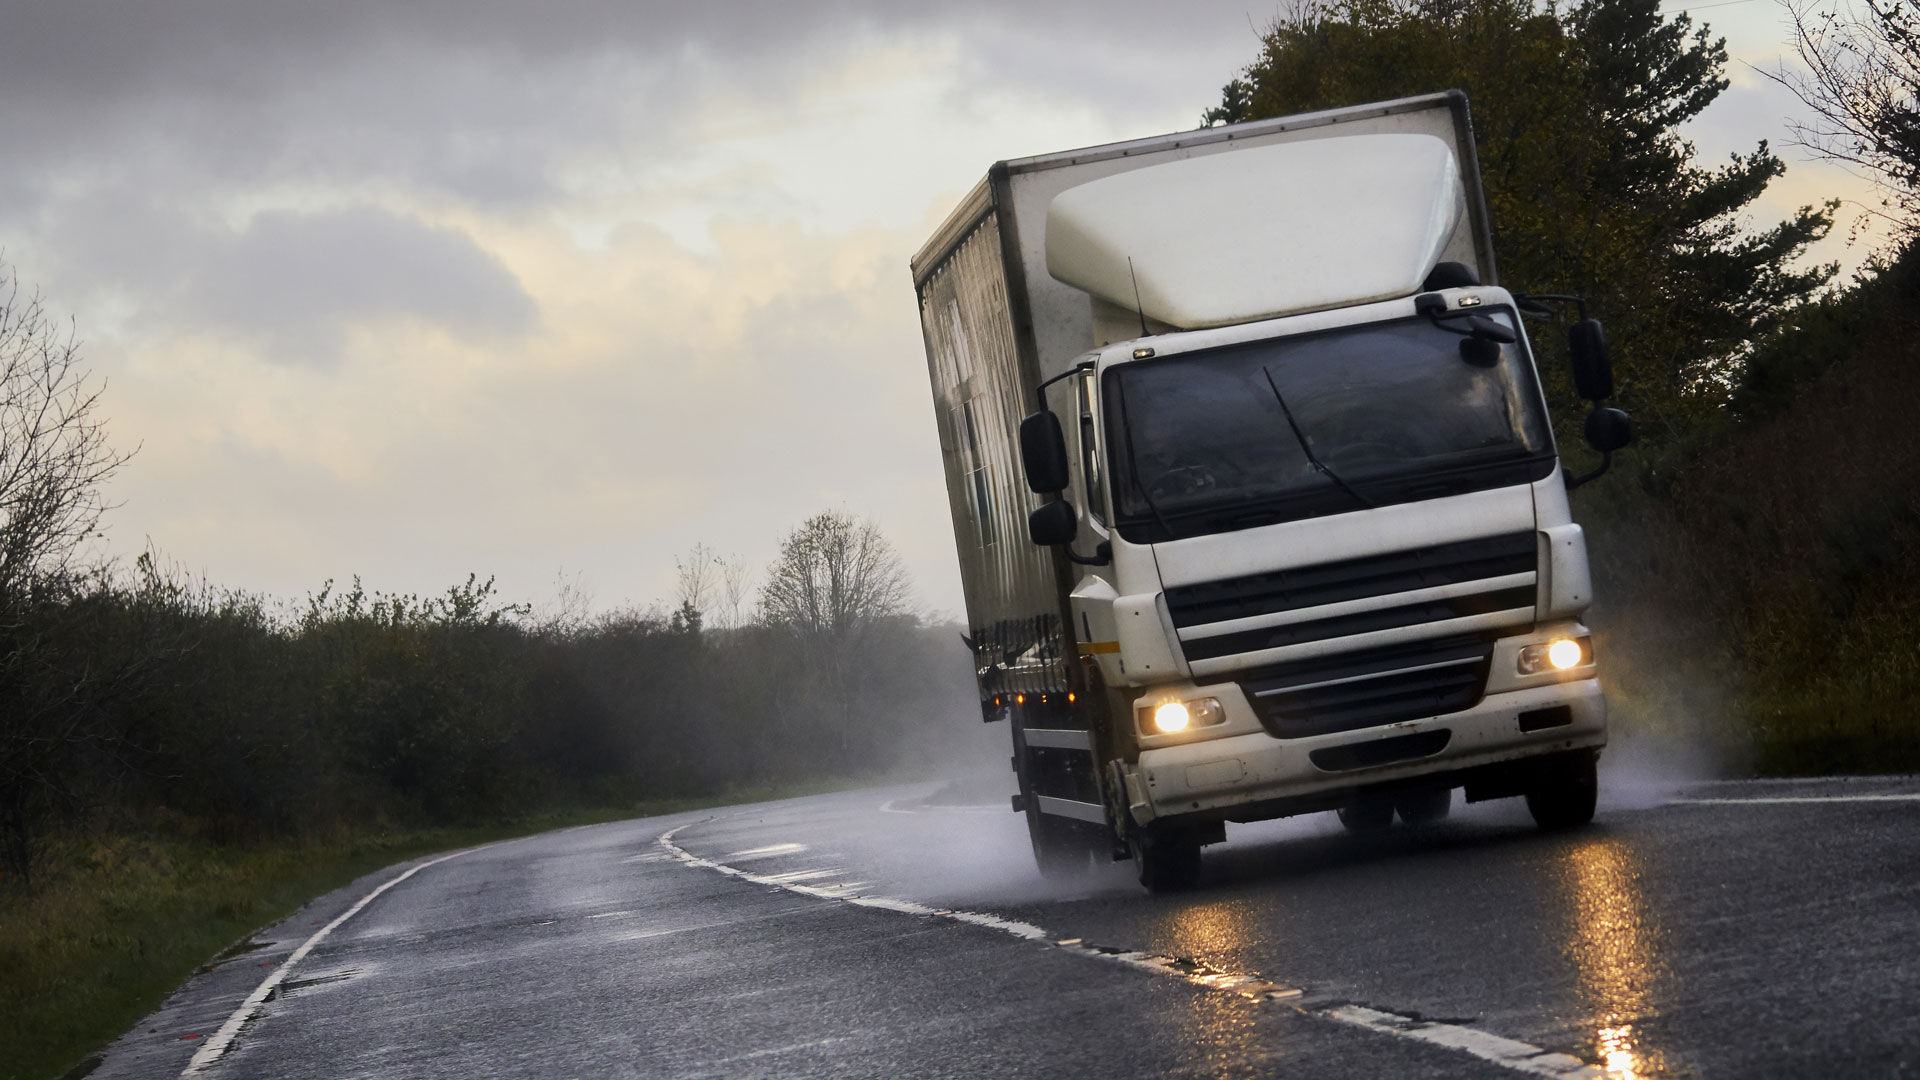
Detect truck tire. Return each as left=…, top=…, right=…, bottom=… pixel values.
left=1396, top=788, right=1452, bottom=825
left=1010, top=714, right=1109, bottom=879
left=1337, top=797, right=1395, bottom=832
left=1526, top=750, right=1599, bottom=830
left=1130, top=827, right=1203, bottom=892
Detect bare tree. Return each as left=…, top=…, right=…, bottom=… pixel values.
left=716, top=553, right=753, bottom=632
left=757, top=512, right=913, bottom=755
left=758, top=512, right=910, bottom=644
left=672, top=544, right=719, bottom=634
left=533, top=568, right=595, bottom=635
left=0, top=265, right=130, bottom=605
left=1774, top=0, right=1920, bottom=234
left=0, top=260, right=135, bottom=882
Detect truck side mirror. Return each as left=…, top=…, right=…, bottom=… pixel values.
left=1019, top=410, right=1070, bottom=493
left=1027, top=499, right=1078, bottom=546
left=1568, top=319, right=1613, bottom=401
left=1584, top=407, right=1632, bottom=453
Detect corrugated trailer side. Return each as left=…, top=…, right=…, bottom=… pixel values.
left=911, top=181, right=1072, bottom=716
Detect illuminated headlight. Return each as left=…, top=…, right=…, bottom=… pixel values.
left=1138, top=696, right=1226, bottom=735
left=1518, top=637, right=1591, bottom=675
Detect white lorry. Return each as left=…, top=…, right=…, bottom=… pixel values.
left=910, top=91, right=1631, bottom=891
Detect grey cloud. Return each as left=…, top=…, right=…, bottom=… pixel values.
left=43, top=198, right=536, bottom=362
left=0, top=2, right=1265, bottom=200
left=202, top=205, right=537, bottom=352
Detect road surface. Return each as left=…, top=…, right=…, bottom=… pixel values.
left=89, top=771, right=1920, bottom=1079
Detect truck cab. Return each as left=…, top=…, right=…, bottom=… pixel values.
left=912, top=92, right=1630, bottom=891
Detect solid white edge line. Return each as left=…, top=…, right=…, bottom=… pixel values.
left=656, top=827, right=1603, bottom=1079
left=181, top=846, right=482, bottom=1075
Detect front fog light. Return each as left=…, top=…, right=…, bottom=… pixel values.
left=1518, top=637, right=1591, bottom=675
left=1138, top=696, right=1226, bottom=735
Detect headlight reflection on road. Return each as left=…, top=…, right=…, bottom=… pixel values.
left=1165, top=898, right=1260, bottom=958
left=1164, top=901, right=1266, bottom=1079
left=1563, top=838, right=1667, bottom=1079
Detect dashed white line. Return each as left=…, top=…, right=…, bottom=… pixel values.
left=655, top=827, right=1602, bottom=1078
left=1325, top=1006, right=1598, bottom=1078
left=181, top=846, right=482, bottom=1075
left=757, top=866, right=840, bottom=879
left=727, top=842, right=807, bottom=859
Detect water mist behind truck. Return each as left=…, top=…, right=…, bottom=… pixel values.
left=910, top=91, right=1631, bottom=892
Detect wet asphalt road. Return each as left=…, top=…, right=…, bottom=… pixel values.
left=93, top=771, right=1920, bottom=1079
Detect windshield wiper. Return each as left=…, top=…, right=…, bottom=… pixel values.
left=1112, top=376, right=1177, bottom=539
left=1261, top=366, right=1375, bottom=511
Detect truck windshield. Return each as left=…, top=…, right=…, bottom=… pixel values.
left=1104, top=312, right=1555, bottom=543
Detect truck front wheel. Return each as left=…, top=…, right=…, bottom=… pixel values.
left=1396, top=788, right=1452, bottom=825
left=1130, top=826, right=1203, bottom=892
left=1526, top=750, right=1599, bottom=830
left=1337, top=797, right=1395, bottom=832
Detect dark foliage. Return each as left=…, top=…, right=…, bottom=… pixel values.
left=0, top=562, right=978, bottom=886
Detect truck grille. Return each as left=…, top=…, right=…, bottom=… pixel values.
left=1162, top=532, right=1538, bottom=734
left=1166, top=532, right=1537, bottom=667
left=1240, top=633, right=1495, bottom=738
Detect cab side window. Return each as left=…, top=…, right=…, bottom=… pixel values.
left=1076, top=370, right=1108, bottom=526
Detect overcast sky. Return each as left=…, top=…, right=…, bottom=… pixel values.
left=0, top=0, right=1883, bottom=619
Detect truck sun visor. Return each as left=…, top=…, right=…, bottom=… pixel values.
left=1043, top=133, right=1464, bottom=329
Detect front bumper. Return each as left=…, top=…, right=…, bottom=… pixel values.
left=1122, top=678, right=1606, bottom=824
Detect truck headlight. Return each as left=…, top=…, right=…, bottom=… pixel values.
left=1138, top=696, right=1225, bottom=735
left=1518, top=637, right=1591, bottom=675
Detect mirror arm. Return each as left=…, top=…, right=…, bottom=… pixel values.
left=1564, top=452, right=1612, bottom=491
left=1064, top=539, right=1112, bottom=566
left=1512, top=293, right=1589, bottom=320
left=1033, top=360, right=1098, bottom=412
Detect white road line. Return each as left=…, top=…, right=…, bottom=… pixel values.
left=656, top=828, right=1602, bottom=1078
left=1692, top=775, right=1913, bottom=785
left=1672, top=794, right=1920, bottom=805
left=726, top=843, right=807, bottom=859
left=1325, top=1006, right=1598, bottom=1078
left=760, top=868, right=845, bottom=883
left=879, top=799, right=1007, bottom=815
left=181, top=846, right=481, bottom=1076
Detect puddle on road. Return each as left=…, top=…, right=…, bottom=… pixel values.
left=1561, top=837, right=1671, bottom=1078
left=266, top=969, right=359, bottom=1000
left=199, top=939, right=277, bottom=973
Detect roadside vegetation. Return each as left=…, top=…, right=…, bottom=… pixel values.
left=1206, top=0, right=1920, bottom=773
left=0, top=516, right=979, bottom=1080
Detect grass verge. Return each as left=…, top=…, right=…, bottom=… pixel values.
left=1, top=782, right=854, bottom=1080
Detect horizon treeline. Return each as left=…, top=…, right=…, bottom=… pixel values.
left=0, top=514, right=982, bottom=887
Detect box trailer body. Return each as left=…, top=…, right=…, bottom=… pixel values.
left=911, top=92, right=1618, bottom=890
